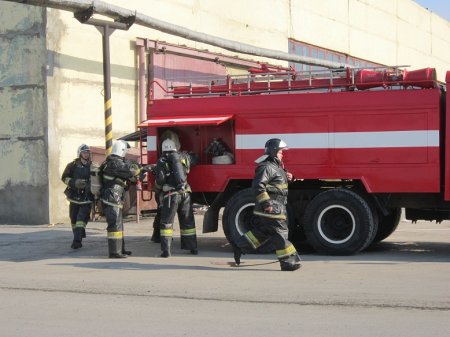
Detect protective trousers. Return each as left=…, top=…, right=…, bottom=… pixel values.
left=151, top=206, right=161, bottom=243
left=103, top=204, right=126, bottom=257
left=160, top=192, right=197, bottom=255
left=69, top=202, right=92, bottom=248
left=235, top=217, right=301, bottom=270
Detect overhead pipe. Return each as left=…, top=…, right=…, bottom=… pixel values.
left=3, top=0, right=349, bottom=69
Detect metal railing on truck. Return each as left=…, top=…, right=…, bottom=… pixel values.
left=157, top=66, right=438, bottom=98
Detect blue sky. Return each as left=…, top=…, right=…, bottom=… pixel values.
left=414, top=0, right=450, bottom=21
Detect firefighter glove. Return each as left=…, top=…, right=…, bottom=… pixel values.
left=142, top=164, right=156, bottom=174
left=74, top=179, right=87, bottom=189
left=262, top=200, right=282, bottom=215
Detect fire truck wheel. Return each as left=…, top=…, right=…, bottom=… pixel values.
left=372, top=208, right=401, bottom=243
left=303, top=189, right=378, bottom=255
left=222, top=188, right=273, bottom=254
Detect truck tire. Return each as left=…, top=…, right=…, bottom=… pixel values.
left=303, top=189, right=377, bottom=255
left=222, top=188, right=273, bottom=253
left=372, top=208, right=401, bottom=243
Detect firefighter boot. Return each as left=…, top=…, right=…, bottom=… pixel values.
left=122, top=238, right=132, bottom=256
left=280, top=253, right=302, bottom=271
left=280, top=262, right=301, bottom=271
left=160, top=236, right=172, bottom=258
left=231, top=243, right=242, bottom=266
left=82, top=228, right=86, bottom=238
left=71, top=227, right=83, bottom=249
left=150, top=228, right=160, bottom=243
left=181, top=236, right=198, bottom=255
left=108, top=239, right=127, bottom=258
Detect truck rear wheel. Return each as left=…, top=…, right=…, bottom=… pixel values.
left=303, top=189, right=377, bottom=255
left=222, top=188, right=273, bottom=253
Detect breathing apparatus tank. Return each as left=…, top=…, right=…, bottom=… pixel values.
left=90, top=162, right=102, bottom=197
left=167, top=152, right=187, bottom=189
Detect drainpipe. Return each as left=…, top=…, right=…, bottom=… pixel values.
left=137, top=39, right=147, bottom=124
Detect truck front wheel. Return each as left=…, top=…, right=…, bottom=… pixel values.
left=222, top=188, right=273, bottom=253
left=303, top=189, right=377, bottom=255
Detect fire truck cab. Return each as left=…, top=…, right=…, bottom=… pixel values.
left=139, top=65, right=449, bottom=255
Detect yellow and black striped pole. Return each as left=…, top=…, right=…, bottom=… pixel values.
left=104, top=98, right=113, bottom=155
left=102, top=24, right=113, bottom=156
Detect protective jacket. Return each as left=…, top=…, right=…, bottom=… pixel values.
left=100, top=155, right=140, bottom=207
left=154, top=151, right=197, bottom=255
left=252, top=156, right=288, bottom=220
left=61, top=158, right=93, bottom=204
left=155, top=152, right=192, bottom=192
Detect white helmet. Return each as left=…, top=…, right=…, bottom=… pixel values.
left=77, top=144, right=90, bottom=157
left=162, top=139, right=176, bottom=152
left=111, top=140, right=130, bottom=157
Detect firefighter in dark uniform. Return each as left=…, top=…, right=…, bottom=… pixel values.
left=150, top=130, right=181, bottom=244
left=101, top=140, right=141, bottom=258
left=155, top=139, right=198, bottom=257
left=233, top=138, right=301, bottom=271
left=61, top=144, right=93, bottom=249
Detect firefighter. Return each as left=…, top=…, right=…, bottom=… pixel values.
left=100, top=140, right=141, bottom=258
left=150, top=130, right=182, bottom=244
left=154, top=139, right=198, bottom=257
left=232, top=138, right=302, bottom=271
left=61, top=144, right=94, bottom=249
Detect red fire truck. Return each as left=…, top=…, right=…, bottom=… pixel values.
left=138, top=65, right=449, bottom=255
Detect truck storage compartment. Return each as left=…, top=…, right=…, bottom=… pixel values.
left=155, top=120, right=235, bottom=165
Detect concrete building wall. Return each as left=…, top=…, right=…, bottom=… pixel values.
left=0, top=0, right=449, bottom=224
left=0, top=4, right=49, bottom=224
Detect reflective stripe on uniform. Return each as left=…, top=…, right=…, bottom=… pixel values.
left=101, top=199, right=123, bottom=208
left=181, top=228, right=196, bottom=236
left=75, top=221, right=86, bottom=228
left=67, top=198, right=92, bottom=205
left=267, top=183, right=288, bottom=190
left=253, top=210, right=286, bottom=220
left=107, top=231, right=123, bottom=239
left=276, top=244, right=297, bottom=259
left=244, top=231, right=261, bottom=249
left=160, top=228, right=174, bottom=237
left=103, top=175, right=127, bottom=186
left=256, top=192, right=270, bottom=203
left=64, top=177, right=71, bottom=185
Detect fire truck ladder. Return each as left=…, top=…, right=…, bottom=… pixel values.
left=165, top=65, right=437, bottom=98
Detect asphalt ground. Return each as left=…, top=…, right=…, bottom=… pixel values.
left=1, top=213, right=449, bottom=337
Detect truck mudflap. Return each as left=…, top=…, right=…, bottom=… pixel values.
left=202, top=192, right=228, bottom=233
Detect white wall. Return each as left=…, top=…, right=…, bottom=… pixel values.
left=289, top=0, right=449, bottom=80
